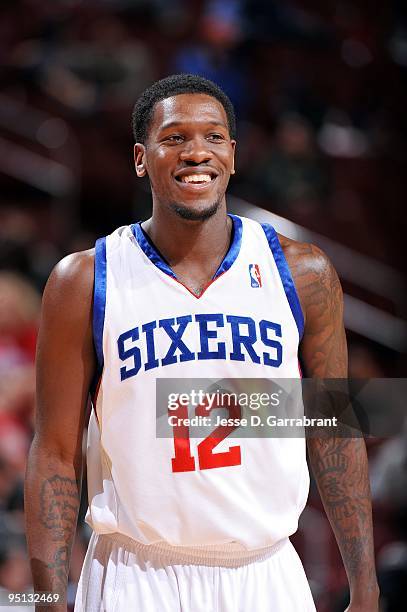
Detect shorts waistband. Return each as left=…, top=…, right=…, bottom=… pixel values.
left=96, top=532, right=289, bottom=568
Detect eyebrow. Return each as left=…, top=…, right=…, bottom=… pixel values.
left=158, top=120, right=228, bottom=131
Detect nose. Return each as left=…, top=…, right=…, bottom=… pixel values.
left=179, top=136, right=212, bottom=164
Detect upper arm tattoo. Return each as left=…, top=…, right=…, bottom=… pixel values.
left=289, top=243, right=347, bottom=378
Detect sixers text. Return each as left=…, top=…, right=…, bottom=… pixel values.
left=117, top=313, right=283, bottom=379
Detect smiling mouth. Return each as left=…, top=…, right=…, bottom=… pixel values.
left=174, top=173, right=217, bottom=185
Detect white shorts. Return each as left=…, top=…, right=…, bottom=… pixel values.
left=75, top=533, right=316, bottom=612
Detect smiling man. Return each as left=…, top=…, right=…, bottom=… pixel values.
left=25, top=75, right=379, bottom=612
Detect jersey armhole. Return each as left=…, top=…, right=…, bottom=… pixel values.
left=261, top=223, right=305, bottom=341
left=92, top=236, right=107, bottom=384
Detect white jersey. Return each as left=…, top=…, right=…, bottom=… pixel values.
left=86, top=214, right=309, bottom=555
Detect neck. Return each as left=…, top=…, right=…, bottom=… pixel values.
left=142, top=202, right=231, bottom=269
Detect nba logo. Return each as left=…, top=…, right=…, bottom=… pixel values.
left=249, top=264, right=262, bottom=288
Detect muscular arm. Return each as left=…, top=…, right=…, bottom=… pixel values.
left=24, top=251, right=95, bottom=611
left=283, top=239, right=379, bottom=611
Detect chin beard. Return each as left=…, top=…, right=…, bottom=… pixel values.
left=170, top=199, right=221, bottom=221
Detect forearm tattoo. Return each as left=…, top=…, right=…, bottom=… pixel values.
left=308, top=437, right=377, bottom=593
left=39, top=475, right=79, bottom=590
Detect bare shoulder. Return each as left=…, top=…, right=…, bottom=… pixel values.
left=277, top=233, right=343, bottom=327
left=278, top=233, right=332, bottom=279
left=42, top=249, right=95, bottom=323
left=47, top=248, right=94, bottom=289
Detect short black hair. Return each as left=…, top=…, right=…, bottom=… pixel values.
left=132, top=74, right=236, bottom=143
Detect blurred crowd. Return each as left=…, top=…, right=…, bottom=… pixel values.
left=0, top=0, right=406, bottom=610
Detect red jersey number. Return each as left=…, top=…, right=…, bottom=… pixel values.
left=170, top=398, right=242, bottom=472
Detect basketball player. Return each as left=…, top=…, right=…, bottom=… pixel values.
left=25, top=75, right=379, bottom=611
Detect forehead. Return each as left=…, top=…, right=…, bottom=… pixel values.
left=150, top=93, right=228, bottom=133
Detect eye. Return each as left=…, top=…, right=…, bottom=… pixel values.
left=165, top=135, right=184, bottom=144
left=207, top=133, right=225, bottom=141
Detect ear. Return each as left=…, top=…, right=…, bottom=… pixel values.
left=134, top=143, right=147, bottom=177
left=230, top=140, right=236, bottom=175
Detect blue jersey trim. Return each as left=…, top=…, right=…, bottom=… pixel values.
left=131, top=214, right=243, bottom=281
left=93, top=237, right=107, bottom=371
left=213, top=214, right=243, bottom=279
left=132, top=223, right=177, bottom=279
left=261, top=223, right=305, bottom=340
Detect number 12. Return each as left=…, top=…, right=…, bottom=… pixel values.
left=170, top=399, right=242, bottom=472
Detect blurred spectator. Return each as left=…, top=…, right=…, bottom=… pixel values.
left=10, top=15, right=156, bottom=114
left=0, top=271, right=39, bottom=366
left=244, top=113, right=329, bottom=221
left=0, top=265, right=40, bottom=603
left=0, top=209, right=38, bottom=282
left=0, top=207, right=61, bottom=290
left=0, top=272, right=40, bottom=453
left=0, top=515, right=34, bottom=610
left=241, top=0, right=332, bottom=44
left=0, top=417, right=30, bottom=482
left=173, top=0, right=249, bottom=116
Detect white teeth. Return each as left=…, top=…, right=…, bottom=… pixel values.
left=181, top=174, right=212, bottom=183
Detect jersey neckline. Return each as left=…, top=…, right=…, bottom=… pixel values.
left=131, top=214, right=243, bottom=291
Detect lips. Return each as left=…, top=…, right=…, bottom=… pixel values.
left=174, top=168, right=218, bottom=186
